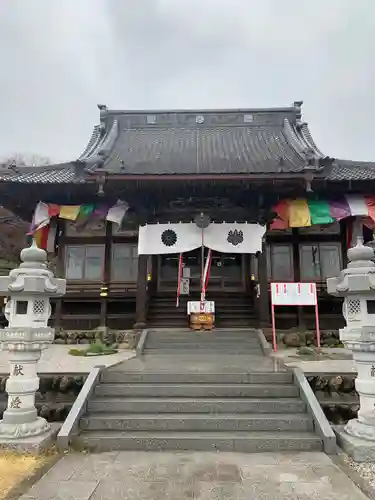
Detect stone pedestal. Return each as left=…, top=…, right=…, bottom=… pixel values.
left=0, top=240, right=65, bottom=450
left=327, top=238, right=375, bottom=461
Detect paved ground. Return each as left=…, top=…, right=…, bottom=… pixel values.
left=0, top=345, right=135, bottom=375
left=271, top=347, right=356, bottom=374
left=108, top=351, right=287, bottom=373
left=19, top=451, right=369, bottom=500
left=0, top=340, right=356, bottom=376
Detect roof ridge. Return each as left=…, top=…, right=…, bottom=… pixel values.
left=100, top=106, right=298, bottom=116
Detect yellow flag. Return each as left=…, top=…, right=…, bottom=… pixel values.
left=289, top=199, right=311, bottom=227
left=59, top=205, right=80, bottom=221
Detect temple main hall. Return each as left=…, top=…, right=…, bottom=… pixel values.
left=1, top=101, right=374, bottom=331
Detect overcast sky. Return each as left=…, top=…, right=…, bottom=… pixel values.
left=0, top=0, right=375, bottom=163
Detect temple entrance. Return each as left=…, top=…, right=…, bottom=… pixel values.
left=157, top=249, right=246, bottom=293
left=148, top=249, right=255, bottom=328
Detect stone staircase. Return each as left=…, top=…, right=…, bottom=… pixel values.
left=147, top=294, right=257, bottom=328
left=74, top=329, right=323, bottom=452
left=143, top=328, right=263, bottom=355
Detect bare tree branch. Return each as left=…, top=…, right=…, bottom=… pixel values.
left=0, top=153, right=51, bottom=168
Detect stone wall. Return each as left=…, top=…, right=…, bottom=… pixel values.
left=307, top=374, right=359, bottom=424
left=54, top=328, right=139, bottom=347
left=0, top=372, right=359, bottom=425
left=0, top=374, right=85, bottom=422
left=263, top=328, right=342, bottom=348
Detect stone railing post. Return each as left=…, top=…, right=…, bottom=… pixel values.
left=0, top=239, right=66, bottom=444
left=327, top=237, right=375, bottom=461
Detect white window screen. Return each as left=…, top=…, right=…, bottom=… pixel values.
left=111, top=244, right=138, bottom=281
left=266, top=244, right=294, bottom=281
left=65, top=245, right=104, bottom=280
left=300, top=243, right=341, bottom=281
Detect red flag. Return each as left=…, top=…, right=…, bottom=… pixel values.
left=176, top=253, right=183, bottom=307
left=202, top=249, right=212, bottom=296
left=35, top=225, right=49, bottom=249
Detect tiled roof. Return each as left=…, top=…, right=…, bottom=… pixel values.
left=1, top=102, right=375, bottom=184
left=328, top=160, right=375, bottom=180
left=90, top=104, right=327, bottom=175
left=103, top=124, right=310, bottom=175
left=0, top=163, right=79, bottom=184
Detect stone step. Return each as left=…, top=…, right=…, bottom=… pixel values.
left=145, top=335, right=261, bottom=341
left=74, top=430, right=322, bottom=453
left=144, top=334, right=261, bottom=342
left=142, top=348, right=263, bottom=355
left=94, top=383, right=299, bottom=398
left=101, top=371, right=293, bottom=385
left=144, top=342, right=261, bottom=348
left=148, top=304, right=255, bottom=311
left=144, top=344, right=262, bottom=351
left=145, top=334, right=260, bottom=341
left=88, top=397, right=306, bottom=414
left=80, top=413, right=313, bottom=432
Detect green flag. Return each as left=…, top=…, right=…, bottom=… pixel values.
left=307, top=199, right=333, bottom=225
left=78, top=205, right=94, bottom=218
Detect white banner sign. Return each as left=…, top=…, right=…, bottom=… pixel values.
left=187, top=301, right=215, bottom=314
left=138, top=223, right=266, bottom=255
left=271, top=282, right=317, bottom=306
left=180, top=278, right=190, bottom=295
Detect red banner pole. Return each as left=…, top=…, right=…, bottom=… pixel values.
left=314, top=288, right=321, bottom=348
left=271, top=304, right=277, bottom=352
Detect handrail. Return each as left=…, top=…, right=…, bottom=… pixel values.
left=292, top=367, right=337, bottom=455
left=57, top=365, right=104, bottom=451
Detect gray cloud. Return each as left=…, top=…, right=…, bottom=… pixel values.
left=0, top=0, right=374, bottom=162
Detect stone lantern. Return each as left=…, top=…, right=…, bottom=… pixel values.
left=327, top=237, right=375, bottom=461
left=0, top=239, right=65, bottom=444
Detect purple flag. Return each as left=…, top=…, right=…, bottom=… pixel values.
left=329, top=198, right=351, bottom=220
left=92, top=205, right=109, bottom=218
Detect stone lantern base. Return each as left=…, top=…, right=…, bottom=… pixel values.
left=0, top=423, right=60, bottom=454
left=335, top=425, right=375, bottom=462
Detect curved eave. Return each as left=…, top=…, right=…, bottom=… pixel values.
left=0, top=162, right=84, bottom=184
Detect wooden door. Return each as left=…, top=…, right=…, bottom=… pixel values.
left=157, top=250, right=246, bottom=293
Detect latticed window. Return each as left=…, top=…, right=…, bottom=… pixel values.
left=33, top=300, right=45, bottom=315
left=347, top=299, right=361, bottom=319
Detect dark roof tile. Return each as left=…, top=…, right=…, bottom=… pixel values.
left=328, top=160, right=375, bottom=180
left=0, top=163, right=79, bottom=184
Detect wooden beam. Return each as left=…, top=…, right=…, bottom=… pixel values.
left=84, top=173, right=308, bottom=182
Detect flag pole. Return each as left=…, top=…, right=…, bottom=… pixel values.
left=200, top=212, right=205, bottom=302
left=176, top=253, right=183, bottom=307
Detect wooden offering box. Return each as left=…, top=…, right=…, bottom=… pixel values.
left=187, top=301, right=215, bottom=331
left=190, top=312, right=214, bottom=330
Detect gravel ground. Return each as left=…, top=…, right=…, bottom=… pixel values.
left=340, top=452, right=375, bottom=497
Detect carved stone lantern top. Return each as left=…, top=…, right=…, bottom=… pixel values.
left=327, top=237, right=375, bottom=297
left=0, top=239, right=66, bottom=297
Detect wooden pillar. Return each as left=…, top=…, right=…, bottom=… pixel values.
left=100, top=222, right=112, bottom=327
left=258, top=238, right=270, bottom=327
left=340, top=220, right=348, bottom=268
left=292, top=228, right=304, bottom=328
left=54, top=221, right=65, bottom=330
left=134, top=254, right=148, bottom=329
